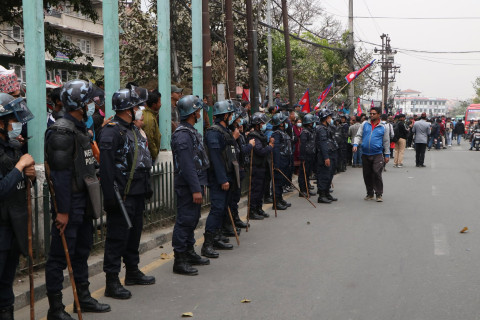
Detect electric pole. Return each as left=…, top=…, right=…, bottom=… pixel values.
left=246, top=0, right=259, bottom=111
left=347, top=0, right=355, bottom=107
left=225, top=0, right=235, bottom=99
left=267, top=0, right=273, bottom=107
left=281, top=0, right=295, bottom=107
left=375, top=34, right=399, bottom=114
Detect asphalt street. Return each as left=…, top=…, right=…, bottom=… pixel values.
left=17, top=143, right=480, bottom=320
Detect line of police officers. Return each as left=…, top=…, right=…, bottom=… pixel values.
left=0, top=81, right=343, bottom=319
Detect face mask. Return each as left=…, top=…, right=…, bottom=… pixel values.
left=297, top=123, right=302, bottom=128
left=261, top=124, right=267, bottom=132
left=8, top=122, right=22, bottom=139
left=284, top=123, right=289, bottom=130
left=330, top=119, right=334, bottom=125
left=239, top=119, right=244, bottom=126
left=135, top=110, right=143, bottom=121
left=86, top=103, right=95, bottom=117
left=229, top=118, right=235, bottom=125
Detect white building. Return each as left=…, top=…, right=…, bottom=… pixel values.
left=394, top=89, right=448, bottom=116
left=0, top=1, right=104, bottom=83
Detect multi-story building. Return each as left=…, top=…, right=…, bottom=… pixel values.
left=0, top=1, right=104, bottom=84
left=394, top=89, right=448, bottom=116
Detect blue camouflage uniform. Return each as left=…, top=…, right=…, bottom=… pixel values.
left=271, top=128, right=292, bottom=199
left=316, top=123, right=338, bottom=192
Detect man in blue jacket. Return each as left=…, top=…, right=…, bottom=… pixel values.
left=353, top=107, right=390, bottom=202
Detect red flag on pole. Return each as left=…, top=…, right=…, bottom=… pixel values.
left=242, top=89, right=249, bottom=102
left=298, top=89, right=310, bottom=113
left=345, top=59, right=376, bottom=84
left=357, top=97, right=362, bottom=116
left=371, top=100, right=375, bottom=108
left=317, top=82, right=333, bottom=105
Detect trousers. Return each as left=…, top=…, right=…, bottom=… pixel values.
left=298, top=159, right=314, bottom=192
left=205, top=182, right=229, bottom=233
left=317, top=156, right=336, bottom=191
left=103, top=195, right=145, bottom=273
left=362, top=154, right=384, bottom=196
left=0, top=228, right=19, bottom=308
left=394, top=138, right=406, bottom=165
left=172, top=186, right=203, bottom=252
left=250, top=166, right=266, bottom=207
left=415, top=143, right=427, bottom=166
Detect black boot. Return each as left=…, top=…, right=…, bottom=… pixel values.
left=299, top=189, right=308, bottom=197
left=317, top=191, right=332, bottom=204
left=173, top=251, right=198, bottom=276
left=257, top=206, right=270, bottom=217
left=222, top=223, right=241, bottom=237
left=201, top=232, right=219, bottom=258
left=325, top=191, right=338, bottom=201
left=213, top=230, right=234, bottom=250
left=47, top=292, right=75, bottom=320
left=232, top=210, right=248, bottom=228
left=185, top=246, right=210, bottom=265
left=280, top=199, right=291, bottom=207
left=273, top=199, right=287, bottom=210
left=248, top=207, right=264, bottom=220
left=263, top=196, right=273, bottom=204
left=105, top=273, right=132, bottom=300
left=0, top=306, right=13, bottom=320
left=125, top=266, right=156, bottom=285
left=74, top=282, right=111, bottom=313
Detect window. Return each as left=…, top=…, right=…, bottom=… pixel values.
left=11, top=26, right=23, bottom=41
left=64, top=35, right=72, bottom=43
left=76, top=39, right=91, bottom=54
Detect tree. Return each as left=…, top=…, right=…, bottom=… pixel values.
left=473, top=76, right=480, bottom=104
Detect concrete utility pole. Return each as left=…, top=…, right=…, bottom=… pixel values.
left=158, top=0, right=172, bottom=150
left=103, top=0, right=120, bottom=118
left=281, top=0, right=295, bottom=107
left=192, top=0, right=203, bottom=133
left=202, top=0, right=213, bottom=124
left=225, top=0, right=236, bottom=100
left=23, top=0, right=46, bottom=162
left=375, top=34, right=399, bottom=114
left=245, top=0, right=259, bottom=111
left=347, top=0, right=355, bottom=107
left=267, top=0, right=274, bottom=107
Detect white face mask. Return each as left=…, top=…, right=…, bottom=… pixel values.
left=297, top=123, right=302, bottom=127
left=8, top=122, right=22, bottom=139
left=135, top=109, right=143, bottom=121
left=86, top=102, right=95, bottom=117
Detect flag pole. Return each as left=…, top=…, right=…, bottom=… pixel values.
left=324, top=82, right=350, bottom=107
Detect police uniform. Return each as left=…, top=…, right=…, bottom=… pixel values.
left=0, top=138, right=28, bottom=318
left=171, top=120, right=210, bottom=274
left=298, top=125, right=316, bottom=196
left=271, top=126, right=292, bottom=210
left=99, top=115, right=154, bottom=297
left=45, top=113, right=110, bottom=317
left=316, top=121, right=338, bottom=203
left=201, top=121, right=236, bottom=257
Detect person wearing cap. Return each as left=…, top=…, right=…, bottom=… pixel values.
left=99, top=86, right=155, bottom=300
left=0, top=93, right=36, bottom=320
left=171, top=95, right=210, bottom=275
left=171, top=85, right=183, bottom=132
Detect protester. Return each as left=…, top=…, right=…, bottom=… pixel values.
left=393, top=114, right=408, bottom=168
left=348, top=115, right=362, bottom=167
left=412, top=112, right=431, bottom=167
left=144, top=89, right=162, bottom=161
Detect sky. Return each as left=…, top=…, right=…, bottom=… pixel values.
left=318, top=0, right=480, bottom=101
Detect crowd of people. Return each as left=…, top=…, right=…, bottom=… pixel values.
left=0, top=66, right=470, bottom=320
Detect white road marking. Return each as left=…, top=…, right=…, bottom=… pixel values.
left=432, top=223, right=450, bottom=256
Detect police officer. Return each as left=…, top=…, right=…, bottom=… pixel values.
left=316, top=110, right=339, bottom=204
left=337, top=115, right=349, bottom=172
left=45, top=80, right=110, bottom=319
left=271, top=113, right=292, bottom=210
left=248, top=112, right=274, bottom=219
left=99, top=87, right=155, bottom=299
left=171, top=95, right=210, bottom=275
left=0, top=93, right=36, bottom=320
left=298, top=114, right=316, bottom=197
left=201, top=100, right=237, bottom=258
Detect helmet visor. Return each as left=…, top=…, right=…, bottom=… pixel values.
left=8, top=97, right=34, bottom=123
left=130, top=86, right=148, bottom=106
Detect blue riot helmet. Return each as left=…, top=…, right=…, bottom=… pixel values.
left=272, top=112, right=288, bottom=126
left=112, top=89, right=135, bottom=111
left=213, top=100, right=234, bottom=116
left=303, top=113, right=315, bottom=125
left=60, top=79, right=94, bottom=112
left=129, top=86, right=148, bottom=106
left=251, top=112, right=270, bottom=125
left=177, top=95, right=204, bottom=120
left=319, top=109, right=333, bottom=120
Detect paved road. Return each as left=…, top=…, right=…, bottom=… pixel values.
left=17, top=144, right=480, bottom=320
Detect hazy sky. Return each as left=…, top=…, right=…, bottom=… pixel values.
left=319, top=0, right=480, bottom=100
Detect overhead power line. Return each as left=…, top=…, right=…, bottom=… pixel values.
left=353, top=16, right=480, bottom=20
left=357, top=39, right=480, bottom=54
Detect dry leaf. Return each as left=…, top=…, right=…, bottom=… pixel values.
left=307, top=221, right=310, bottom=225
left=182, top=312, right=193, bottom=317
left=460, top=227, right=469, bottom=233
left=241, top=299, right=251, bottom=303
left=160, top=253, right=169, bottom=259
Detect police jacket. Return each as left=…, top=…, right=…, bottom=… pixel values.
left=0, top=138, right=28, bottom=256
left=272, top=128, right=292, bottom=168
left=99, top=116, right=152, bottom=205
left=316, top=123, right=338, bottom=162
left=205, top=122, right=235, bottom=185
left=236, top=133, right=253, bottom=170
left=45, top=113, right=96, bottom=215
left=171, top=121, right=209, bottom=193
left=248, top=130, right=272, bottom=168
left=299, top=126, right=316, bottom=161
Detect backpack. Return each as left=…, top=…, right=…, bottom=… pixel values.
left=392, top=122, right=400, bottom=142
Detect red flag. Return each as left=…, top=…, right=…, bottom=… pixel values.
left=345, top=59, right=376, bottom=84
left=317, top=82, right=333, bottom=105
left=242, top=89, right=249, bottom=102
left=357, top=97, right=362, bottom=116
left=371, top=100, right=375, bottom=108
left=298, top=89, right=310, bottom=113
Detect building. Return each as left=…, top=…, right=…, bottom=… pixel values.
left=0, top=1, right=104, bottom=84
left=394, top=89, right=448, bottom=116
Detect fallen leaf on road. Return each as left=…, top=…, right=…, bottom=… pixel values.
left=160, top=253, right=170, bottom=259
left=182, top=312, right=193, bottom=317
left=460, top=227, right=469, bottom=233
left=241, top=299, right=251, bottom=303
left=307, top=221, right=310, bottom=225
